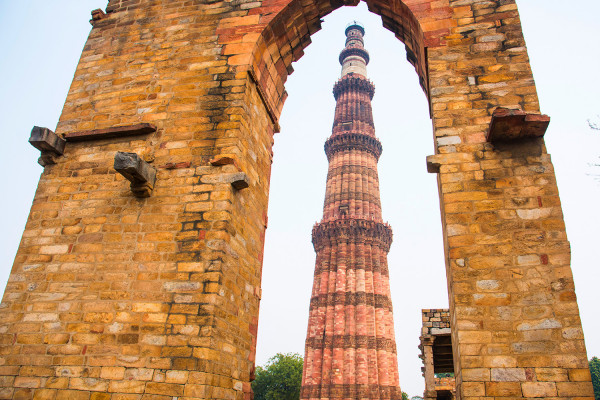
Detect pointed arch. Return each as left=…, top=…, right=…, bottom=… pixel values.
left=216, top=0, right=454, bottom=125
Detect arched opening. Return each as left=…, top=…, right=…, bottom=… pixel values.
left=253, top=3, right=448, bottom=396
left=244, top=0, right=444, bottom=125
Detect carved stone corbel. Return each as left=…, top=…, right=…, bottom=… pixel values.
left=114, top=151, right=156, bottom=198
left=29, top=126, right=66, bottom=166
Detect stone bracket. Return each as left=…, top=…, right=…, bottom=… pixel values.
left=207, top=154, right=249, bottom=190
left=200, top=171, right=250, bottom=191
left=426, top=154, right=442, bottom=173
left=114, top=151, right=156, bottom=198
left=64, top=123, right=156, bottom=142
left=426, top=152, right=480, bottom=174
left=487, top=107, right=550, bottom=142
left=210, top=154, right=238, bottom=168
left=90, top=9, right=107, bottom=25
left=29, top=126, right=66, bottom=166
left=226, top=173, right=250, bottom=190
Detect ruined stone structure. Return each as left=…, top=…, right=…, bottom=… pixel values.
left=420, top=309, right=455, bottom=400
left=0, top=0, right=595, bottom=399
left=300, top=23, right=401, bottom=400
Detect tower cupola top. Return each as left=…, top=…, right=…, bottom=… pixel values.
left=339, top=21, right=369, bottom=77
left=345, top=21, right=365, bottom=36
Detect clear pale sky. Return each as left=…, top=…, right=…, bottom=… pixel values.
left=0, top=1, right=598, bottom=397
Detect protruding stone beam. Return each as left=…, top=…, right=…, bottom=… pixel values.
left=426, top=154, right=442, bottom=173
left=206, top=154, right=249, bottom=190
left=210, top=154, right=238, bottom=167
left=90, top=8, right=107, bottom=25
left=114, top=152, right=156, bottom=198
left=64, top=123, right=156, bottom=142
left=229, top=173, right=249, bottom=190
left=201, top=172, right=249, bottom=191
left=426, top=152, right=479, bottom=174
left=29, top=126, right=66, bottom=166
left=487, top=107, right=550, bottom=142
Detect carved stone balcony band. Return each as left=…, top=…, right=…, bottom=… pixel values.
left=333, top=74, right=375, bottom=100
left=324, top=132, right=383, bottom=160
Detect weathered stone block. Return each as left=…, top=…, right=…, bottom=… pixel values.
left=557, top=381, right=595, bottom=397
left=201, top=172, right=250, bottom=190
left=29, top=126, right=65, bottom=155
left=535, top=368, right=568, bottom=382
left=90, top=8, right=106, bottom=24
left=568, top=368, right=592, bottom=381
left=29, top=126, right=66, bottom=166
left=485, top=381, right=521, bottom=397
left=114, top=152, right=157, bottom=197
left=522, top=382, right=557, bottom=397
left=462, top=368, right=490, bottom=382
left=491, top=368, right=526, bottom=382
left=487, top=107, right=550, bottom=142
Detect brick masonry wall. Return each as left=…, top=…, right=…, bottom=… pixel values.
left=422, top=309, right=451, bottom=336
left=421, top=309, right=454, bottom=400
left=0, top=0, right=595, bottom=399
left=0, top=1, right=273, bottom=399
left=426, top=1, right=594, bottom=398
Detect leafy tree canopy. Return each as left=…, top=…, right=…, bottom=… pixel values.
left=252, top=353, right=303, bottom=400
left=590, top=357, right=600, bottom=400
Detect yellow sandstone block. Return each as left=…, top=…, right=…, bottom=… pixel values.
left=485, top=381, right=521, bottom=397
left=522, top=382, right=557, bottom=397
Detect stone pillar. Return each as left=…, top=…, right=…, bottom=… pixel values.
left=425, top=1, right=595, bottom=397
left=422, top=338, right=436, bottom=400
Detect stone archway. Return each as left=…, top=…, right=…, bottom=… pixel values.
left=0, top=0, right=593, bottom=399
left=219, top=0, right=438, bottom=125
left=219, top=0, right=592, bottom=397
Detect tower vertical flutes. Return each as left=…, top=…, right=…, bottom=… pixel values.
left=300, top=23, right=402, bottom=400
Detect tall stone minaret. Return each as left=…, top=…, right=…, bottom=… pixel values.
left=300, top=22, right=402, bottom=400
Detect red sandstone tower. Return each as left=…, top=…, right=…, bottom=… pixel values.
left=300, top=23, right=402, bottom=400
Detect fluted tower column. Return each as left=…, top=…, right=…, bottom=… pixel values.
left=300, top=23, right=402, bottom=400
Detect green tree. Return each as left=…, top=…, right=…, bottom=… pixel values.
left=252, top=353, right=303, bottom=400
left=590, top=357, right=600, bottom=400
left=402, top=392, right=409, bottom=400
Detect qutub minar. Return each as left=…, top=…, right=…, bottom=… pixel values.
left=300, top=23, right=402, bottom=400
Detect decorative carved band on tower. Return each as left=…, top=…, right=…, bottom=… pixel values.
left=300, top=23, right=402, bottom=400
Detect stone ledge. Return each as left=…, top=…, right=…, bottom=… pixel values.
left=64, top=123, right=156, bottom=142
left=487, top=107, right=550, bottom=142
